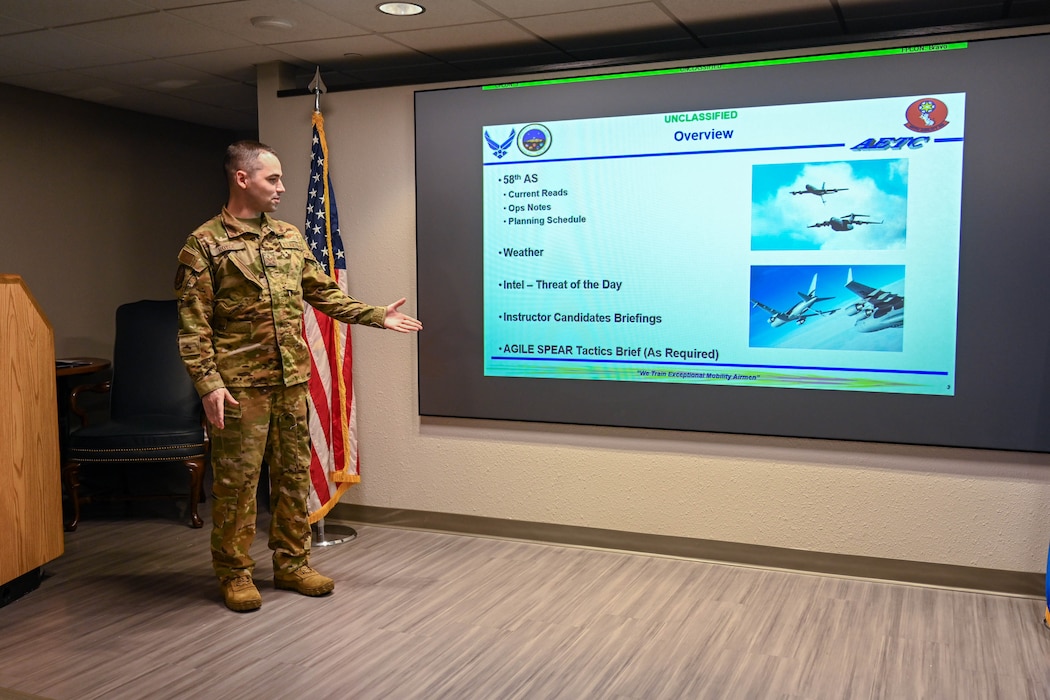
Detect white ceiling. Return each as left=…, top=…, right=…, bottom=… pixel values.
left=0, top=0, right=1047, bottom=132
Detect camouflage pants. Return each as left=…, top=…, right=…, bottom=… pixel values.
left=209, top=383, right=312, bottom=582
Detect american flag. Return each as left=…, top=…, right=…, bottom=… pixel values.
left=303, top=110, right=359, bottom=523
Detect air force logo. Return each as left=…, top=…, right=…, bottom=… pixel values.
left=484, top=129, right=516, bottom=159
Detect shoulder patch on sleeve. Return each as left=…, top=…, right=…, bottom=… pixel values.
left=178, top=333, right=200, bottom=358
left=178, top=246, right=206, bottom=273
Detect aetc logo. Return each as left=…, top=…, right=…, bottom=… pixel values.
left=904, top=97, right=950, bottom=133
left=517, top=124, right=552, bottom=157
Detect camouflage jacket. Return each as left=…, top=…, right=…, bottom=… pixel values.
left=175, top=207, right=386, bottom=396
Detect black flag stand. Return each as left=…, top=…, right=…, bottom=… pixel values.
left=306, top=64, right=358, bottom=549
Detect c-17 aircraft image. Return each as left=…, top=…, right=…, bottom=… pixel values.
left=808, top=213, right=883, bottom=231
left=790, top=182, right=848, bottom=203
left=751, top=273, right=836, bottom=327
left=843, top=268, right=904, bottom=332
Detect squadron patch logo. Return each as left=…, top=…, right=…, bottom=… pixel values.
left=517, top=124, right=552, bottom=157
left=904, top=98, right=950, bottom=133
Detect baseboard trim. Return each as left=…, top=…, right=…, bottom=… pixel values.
left=329, top=503, right=1043, bottom=597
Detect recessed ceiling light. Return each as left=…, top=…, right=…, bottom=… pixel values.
left=250, top=15, right=295, bottom=30
left=377, top=3, right=424, bottom=16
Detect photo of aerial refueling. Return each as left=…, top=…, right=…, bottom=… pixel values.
left=750, top=265, right=904, bottom=351
left=751, top=159, right=908, bottom=251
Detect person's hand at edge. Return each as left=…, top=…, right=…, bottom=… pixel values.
left=383, top=298, right=423, bottom=333
left=202, top=387, right=239, bottom=429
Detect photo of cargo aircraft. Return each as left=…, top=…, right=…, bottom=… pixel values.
left=844, top=268, right=904, bottom=332
left=790, top=182, right=848, bottom=203
left=751, top=273, right=836, bottom=327
left=808, top=213, right=883, bottom=231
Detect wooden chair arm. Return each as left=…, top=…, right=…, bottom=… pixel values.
left=69, top=380, right=112, bottom=427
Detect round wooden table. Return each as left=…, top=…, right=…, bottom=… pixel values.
left=55, top=357, right=111, bottom=459
left=56, top=357, right=111, bottom=378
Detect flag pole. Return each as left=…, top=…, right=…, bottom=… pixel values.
left=307, top=66, right=357, bottom=547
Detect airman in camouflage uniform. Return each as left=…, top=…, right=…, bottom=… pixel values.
left=175, top=140, right=422, bottom=612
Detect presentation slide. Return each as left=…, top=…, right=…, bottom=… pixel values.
left=482, top=94, right=964, bottom=395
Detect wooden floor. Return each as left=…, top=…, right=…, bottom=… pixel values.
left=1, top=510, right=1048, bottom=700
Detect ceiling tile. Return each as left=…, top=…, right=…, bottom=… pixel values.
left=273, top=33, right=439, bottom=67
left=3, top=69, right=127, bottom=100
left=76, top=59, right=233, bottom=89
left=103, top=86, right=257, bottom=129
left=0, top=52, right=50, bottom=77
left=166, top=45, right=309, bottom=83
left=64, top=12, right=252, bottom=58
left=0, top=0, right=151, bottom=26
left=0, top=28, right=141, bottom=69
left=388, top=21, right=557, bottom=60
left=700, top=22, right=844, bottom=49
left=0, top=14, right=42, bottom=35
left=128, top=0, right=240, bottom=9
left=662, top=0, right=844, bottom=50
left=176, top=80, right=259, bottom=111
left=170, top=0, right=370, bottom=44
left=481, top=0, right=645, bottom=18
left=662, top=0, right=837, bottom=33
left=516, top=4, right=693, bottom=51
left=300, top=0, right=500, bottom=32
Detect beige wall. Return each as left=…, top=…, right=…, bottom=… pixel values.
left=256, top=65, right=1047, bottom=576
left=1, top=83, right=234, bottom=357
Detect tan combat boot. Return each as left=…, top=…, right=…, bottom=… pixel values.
left=274, top=565, right=334, bottom=596
left=221, top=574, right=262, bottom=612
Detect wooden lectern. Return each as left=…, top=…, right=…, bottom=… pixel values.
left=0, top=274, right=64, bottom=602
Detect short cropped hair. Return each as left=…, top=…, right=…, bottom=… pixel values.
left=224, top=140, right=277, bottom=181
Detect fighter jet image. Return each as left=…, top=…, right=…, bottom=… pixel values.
left=751, top=273, right=836, bottom=327
left=790, top=182, right=848, bottom=203
left=808, top=213, right=883, bottom=232
left=843, top=268, right=904, bottom=332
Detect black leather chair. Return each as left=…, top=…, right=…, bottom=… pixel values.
left=62, top=299, right=207, bottom=531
